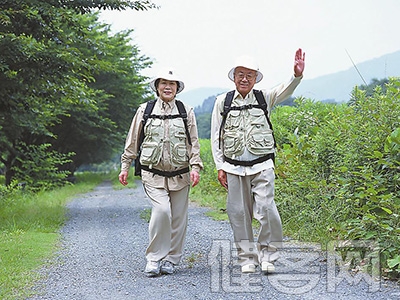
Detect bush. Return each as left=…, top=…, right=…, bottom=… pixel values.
left=273, top=78, right=400, bottom=278
left=11, top=143, right=74, bottom=192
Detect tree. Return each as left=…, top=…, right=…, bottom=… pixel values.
left=44, top=13, right=153, bottom=174
left=348, top=78, right=390, bottom=107
left=0, top=0, right=155, bottom=186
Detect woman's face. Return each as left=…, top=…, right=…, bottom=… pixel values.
left=157, top=79, right=178, bottom=102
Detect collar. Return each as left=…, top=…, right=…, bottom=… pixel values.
left=157, top=98, right=175, bottom=109
left=234, top=89, right=254, bottom=101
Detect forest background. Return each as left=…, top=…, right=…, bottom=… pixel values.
left=0, top=1, right=399, bottom=298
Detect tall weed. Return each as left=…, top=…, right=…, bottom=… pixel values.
left=272, top=78, right=400, bottom=278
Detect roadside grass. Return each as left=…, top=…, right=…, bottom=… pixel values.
left=139, top=208, right=151, bottom=223
left=189, top=139, right=330, bottom=243
left=109, top=169, right=137, bottom=190
left=189, top=139, right=230, bottom=222
left=0, top=172, right=106, bottom=300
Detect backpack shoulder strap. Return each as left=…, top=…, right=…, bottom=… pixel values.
left=175, top=100, right=187, bottom=119
left=218, top=90, right=235, bottom=148
left=253, top=89, right=276, bottom=148
left=223, top=90, right=235, bottom=116
left=253, top=89, right=267, bottom=113
left=138, top=100, right=156, bottom=151
left=142, top=99, right=156, bottom=123
left=175, top=100, right=192, bottom=146
left=135, top=100, right=156, bottom=176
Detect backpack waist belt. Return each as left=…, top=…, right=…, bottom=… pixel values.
left=140, top=165, right=190, bottom=177
left=223, top=153, right=275, bottom=167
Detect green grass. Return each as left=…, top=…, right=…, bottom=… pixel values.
left=139, top=208, right=151, bottom=223
left=109, top=169, right=138, bottom=190
left=0, top=172, right=106, bottom=300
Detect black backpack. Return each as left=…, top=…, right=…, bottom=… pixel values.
left=134, top=99, right=191, bottom=176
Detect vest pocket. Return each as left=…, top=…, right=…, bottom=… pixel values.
left=223, top=132, right=244, bottom=158
left=225, top=110, right=241, bottom=130
left=171, top=143, right=188, bottom=167
left=248, top=130, right=274, bottom=155
left=140, top=142, right=161, bottom=167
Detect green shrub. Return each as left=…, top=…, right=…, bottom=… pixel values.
left=272, top=78, right=400, bottom=278
left=189, top=139, right=228, bottom=220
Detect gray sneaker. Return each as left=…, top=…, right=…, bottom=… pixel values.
left=144, top=260, right=160, bottom=277
left=160, top=260, right=175, bottom=275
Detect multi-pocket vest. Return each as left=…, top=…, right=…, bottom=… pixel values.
left=135, top=99, right=191, bottom=177
left=220, top=90, right=275, bottom=166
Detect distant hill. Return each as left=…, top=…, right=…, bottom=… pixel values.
left=178, top=50, right=400, bottom=107
left=178, top=87, right=228, bottom=108
left=294, top=50, right=400, bottom=102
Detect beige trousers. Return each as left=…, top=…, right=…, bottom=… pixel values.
left=143, top=184, right=189, bottom=265
left=226, top=168, right=282, bottom=266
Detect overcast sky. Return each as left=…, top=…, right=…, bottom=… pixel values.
left=100, top=0, right=400, bottom=92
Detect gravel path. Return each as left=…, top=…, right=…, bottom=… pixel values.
left=28, top=180, right=400, bottom=300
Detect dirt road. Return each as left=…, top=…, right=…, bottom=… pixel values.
left=28, top=181, right=400, bottom=300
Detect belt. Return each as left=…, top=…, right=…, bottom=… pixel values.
left=140, top=165, right=190, bottom=177
left=224, top=153, right=275, bottom=166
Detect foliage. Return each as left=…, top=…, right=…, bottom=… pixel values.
left=272, top=78, right=400, bottom=278
left=12, top=143, right=75, bottom=192
left=0, top=1, right=154, bottom=188
left=355, top=77, right=390, bottom=99
left=44, top=13, right=153, bottom=172
left=189, top=139, right=228, bottom=220
left=196, top=114, right=212, bottom=139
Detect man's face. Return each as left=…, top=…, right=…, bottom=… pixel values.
left=234, top=67, right=257, bottom=97
left=157, top=79, right=178, bottom=102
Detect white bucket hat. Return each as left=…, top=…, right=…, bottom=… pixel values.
left=149, top=68, right=185, bottom=94
left=228, top=55, right=263, bottom=83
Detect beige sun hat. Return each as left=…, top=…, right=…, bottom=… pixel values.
left=228, top=55, right=263, bottom=83
left=149, top=68, right=185, bottom=94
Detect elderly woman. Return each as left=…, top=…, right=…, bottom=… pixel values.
left=119, top=68, right=203, bottom=277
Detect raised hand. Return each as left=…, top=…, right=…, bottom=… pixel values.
left=294, top=48, right=305, bottom=77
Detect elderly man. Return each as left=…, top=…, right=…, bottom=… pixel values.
left=211, top=49, right=305, bottom=273
left=119, top=68, right=203, bottom=277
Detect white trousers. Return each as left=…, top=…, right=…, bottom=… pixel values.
left=143, top=184, right=189, bottom=265
left=226, top=168, right=282, bottom=265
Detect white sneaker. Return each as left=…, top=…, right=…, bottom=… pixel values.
left=160, top=260, right=175, bottom=275
left=261, top=261, right=275, bottom=274
left=241, top=263, right=256, bottom=273
left=144, top=260, right=160, bottom=277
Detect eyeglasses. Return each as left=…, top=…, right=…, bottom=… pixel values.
left=235, top=72, right=256, bottom=81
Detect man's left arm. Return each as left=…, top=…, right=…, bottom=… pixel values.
left=269, top=48, right=306, bottom=106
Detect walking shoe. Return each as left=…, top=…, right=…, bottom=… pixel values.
left=261, top=261, right=275, bottom=274
left=241, top=263, right=256, bottom=273
left=160, top=260, right=175, bottom=275
left=144, top=260, right=160, bottom=277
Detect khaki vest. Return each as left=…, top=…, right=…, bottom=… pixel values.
left=223, top=106, right=274, bottom=159
left=139, top=104, right=189, bottom=169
